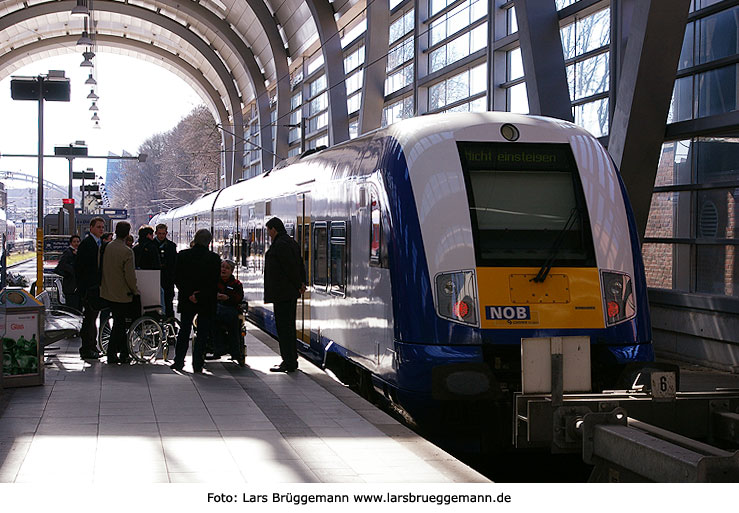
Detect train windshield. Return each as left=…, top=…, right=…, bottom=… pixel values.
left=457, top=142, right=595, bottom=268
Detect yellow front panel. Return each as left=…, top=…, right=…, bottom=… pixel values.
left=477, top=267, right=604, bottom=329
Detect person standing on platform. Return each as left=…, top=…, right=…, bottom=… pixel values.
left=55, top=234, right=81, bottom=311
left=264, top=217, right=306, bottom=373
left=170, top=229, right=220, bottom=373
left=155, top=223, right=177, bottom=319
left=133, top=225, right=161, bottom=270
left=100, top=221, right=139, bottom=364
left=74, top=217, right=106, bottom=359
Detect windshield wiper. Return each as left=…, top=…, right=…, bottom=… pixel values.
left=531, top=207, right=579, bottom=283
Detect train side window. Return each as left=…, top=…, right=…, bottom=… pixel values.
left=370, top=190, right=381, bottom=266
left=313, top=222, right=328, bottom=289
left=241, top=237, right=248, bottom=267
left=370, top=189, right=389, bottom=268
left=330, top=221, right=348, bottom=295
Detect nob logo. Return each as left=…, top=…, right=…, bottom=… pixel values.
left=486, top=306, right=530, bottom=320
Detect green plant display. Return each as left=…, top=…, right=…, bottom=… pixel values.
left=2, top=334, right=39, bottom=376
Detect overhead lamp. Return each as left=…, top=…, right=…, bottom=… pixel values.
left=89, top=101, right=99, bottom=111
left=80, top=56, right=93, bottom=67
left=85, top=73, right=97, bottom=85
left=93, top=121, right=101, bottom=129
left=91, top=113, right=100, bottom=121
left=77, top=18, right=93, bottom=46
left=87, top=89, right=99, bottom=100
left=77, top=31, right=93, bottom=46
left=71, top=0, right=89, bottom=16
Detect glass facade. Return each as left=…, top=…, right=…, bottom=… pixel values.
left=646, top=0, right=739, bottom=301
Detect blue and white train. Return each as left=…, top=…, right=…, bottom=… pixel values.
left=153, top=112, right=654, bottom=449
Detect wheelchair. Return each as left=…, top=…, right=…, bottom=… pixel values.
left=204, top=300, right=248, bottom=367
left=97, top=270, right=181, bottom=363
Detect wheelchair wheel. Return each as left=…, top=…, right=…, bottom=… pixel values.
left=97, top=315, right=113, bottom=355
left=127, top=316, right=164, bottom=363
left=161, top=317, right=181, bottom=361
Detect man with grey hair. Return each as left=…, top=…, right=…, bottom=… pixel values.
left=171, top=228, right=221, bottom=373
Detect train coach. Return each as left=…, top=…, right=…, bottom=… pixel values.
left=153, top=112, right=654, bottom=450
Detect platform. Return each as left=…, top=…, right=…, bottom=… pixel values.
left=0, top=328, right=489, bottom=484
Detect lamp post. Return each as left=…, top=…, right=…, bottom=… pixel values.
left=11, top=71, right=70, bottom=293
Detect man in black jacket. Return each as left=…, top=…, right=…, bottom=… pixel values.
left=264, top=217, right=306, bottom=373
left=54, top=234, right=81, bottom=310
left=155, top=223, right=177, bottom=318
left=74, top=217, right=106, bottom=359
left=170, top=228, right=221, bottom=373
left=133, top=225, right=161, bottom=270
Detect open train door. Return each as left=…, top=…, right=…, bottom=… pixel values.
left=296, top=193, right=311, bottom=346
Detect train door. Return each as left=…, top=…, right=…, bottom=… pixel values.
left=296, top=193, right=311, bottom=345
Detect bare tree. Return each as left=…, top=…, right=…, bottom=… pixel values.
left=108, top=105, right=221, bottom=225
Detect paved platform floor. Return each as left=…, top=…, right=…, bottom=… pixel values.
left=0, top=329, right=489, bottom=484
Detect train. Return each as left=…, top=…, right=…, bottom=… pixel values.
left=152, top=112, right=654, bottom=450
left=0, top=207, right=6, bottom=288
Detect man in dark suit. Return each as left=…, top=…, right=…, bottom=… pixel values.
left=155, top=223, right=177, bottom=318
left=264, top=217, right=306, bottom=373
left=74, top=216, right=106, bottom=359
left=170, top=228, right=220, bottom=373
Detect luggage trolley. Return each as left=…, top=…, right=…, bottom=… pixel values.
left=97, top=270, right=180, bottom=363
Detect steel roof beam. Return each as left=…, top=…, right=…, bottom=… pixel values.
left=243, top=0, right=291, bottom=166
left=513, top=0, right=573, bottom=122
left=154, top=0, right=277, bottom=171
left=608, top=0, right=691, bottom=240
left=304, top=0, right=349, bottom=145
left=359, top=0, right=389, bottom=134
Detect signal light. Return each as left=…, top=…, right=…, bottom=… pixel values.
left=453, top=301, right=469, bottom=319
left=607, top=301, right=620, bottom=318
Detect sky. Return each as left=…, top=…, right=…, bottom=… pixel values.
left=0, top=51, right=204, bottom=193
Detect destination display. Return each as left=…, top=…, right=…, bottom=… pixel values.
left=457, top=142, right=574, bottom=171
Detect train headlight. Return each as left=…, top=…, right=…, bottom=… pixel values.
left=500, top=123, right=520, bottom=141
left=601, top=271, right=636, bottom=326
left=435, top=271, right=478, bottom=326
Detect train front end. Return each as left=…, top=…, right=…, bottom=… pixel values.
left=385, top=114, right=653, bottom=447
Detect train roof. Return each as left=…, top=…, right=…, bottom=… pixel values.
left=178, top=112, right=597, bottom=214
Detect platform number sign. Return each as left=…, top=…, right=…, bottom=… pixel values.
left=650, top=372, right=676, bottom=401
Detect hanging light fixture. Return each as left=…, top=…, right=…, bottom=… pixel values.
left=77, top=18, right=93, bottom=46
left=85, top=73, right=97, bottom=85
left=87, top=89, right=99, bottom=100
left=89, top=101, right=99, bottom=111
left=93, top=121, right=101, bottom=129
left=91, top=113, right=100, bottom=121
left=80, top=55, right=93, bottom=67
left=71, top=0, right=89, bottom=16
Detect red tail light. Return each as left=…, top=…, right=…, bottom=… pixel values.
left=607, top=301, right=620, bottom=318
left=453, top=301, right=470, bottom=319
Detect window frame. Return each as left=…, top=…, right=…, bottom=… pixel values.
left=329, top=221, right=349, bottom=296
left=312, top=221, right=329, bottom=290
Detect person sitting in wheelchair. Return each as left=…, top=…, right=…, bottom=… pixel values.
left=210, top=260, right=244, bottom=363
